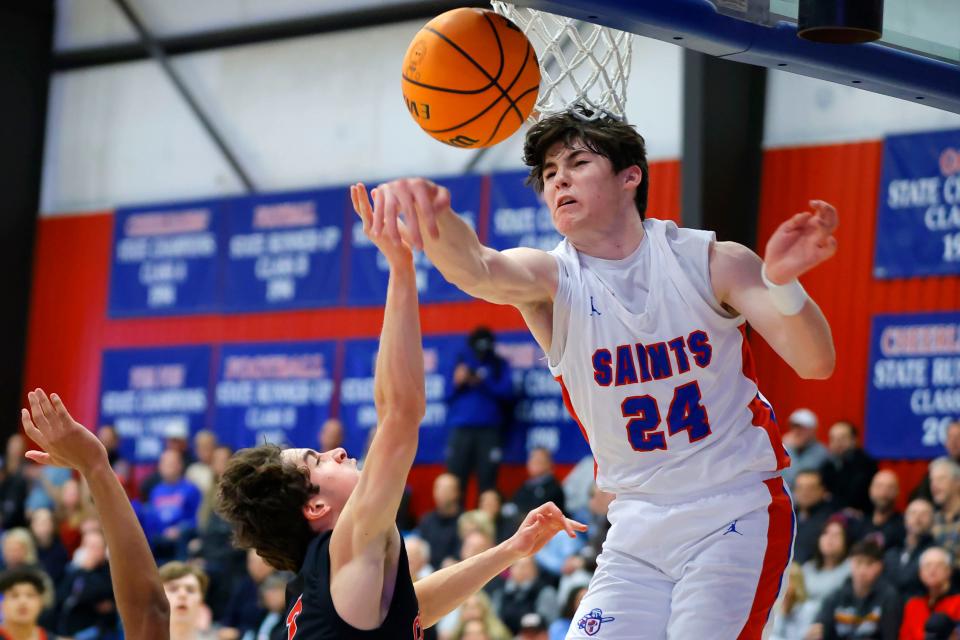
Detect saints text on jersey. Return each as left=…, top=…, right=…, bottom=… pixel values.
left=590, top=330, right=714, bottom=452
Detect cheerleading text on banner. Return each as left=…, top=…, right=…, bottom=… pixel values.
left=213, top=342, right=336, bottom=451
left=224, top=189, right=345, bottom=311
left=99, top=346, right=212, bottom=462
left=339, top=336, right=459, bottom=463
left=488, top=170, right=562, bottom=252
left=347, top=175, right=481, bottom=306
left=865, top=311, right=960, bottom=459
left=109, top=200, right=225, bottom=316
left=495, top=332, right=588, bottom=464
left=874, top=129, right=960, bottom=278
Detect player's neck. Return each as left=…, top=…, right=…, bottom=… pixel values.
left=570, top=209, right=645, bottom=260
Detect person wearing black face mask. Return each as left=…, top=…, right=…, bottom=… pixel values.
left=445, top=327, right=515, bottom=505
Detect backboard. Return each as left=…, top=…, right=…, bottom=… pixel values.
left=511, top=0, right=960, bottom=113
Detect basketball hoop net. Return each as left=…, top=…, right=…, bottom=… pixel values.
left=490, top=2, right=633, bottom=122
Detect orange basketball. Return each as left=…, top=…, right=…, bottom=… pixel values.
left=401, top=8, right=540, bottom=149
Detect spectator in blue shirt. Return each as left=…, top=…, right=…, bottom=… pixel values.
left=445, top=327, right=514, bottom=500
left=146, top=448, right=201, bottom=562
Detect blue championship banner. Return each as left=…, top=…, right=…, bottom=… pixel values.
left=213, top=342, right=337, bottom=451
left=874, top=129, right=960, bottom=278
left=339, top=335, right=460, bottom=463
left=99, top=346, right=212, bottom=462
left=865, top=312, right=960, bottom=459
left=109, top=200, right=226, bottom=316
left=496, top=332, right=589, bottom=464
left=346, top=175, right=482, bottom=306
left=488, top=170, right=563, bottom=252
left=224, top=189, right=345, bottom=311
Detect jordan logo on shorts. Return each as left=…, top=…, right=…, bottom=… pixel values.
left=723, top=520, right=743, bottom=535
left=577, top=608, right=615, bottom=636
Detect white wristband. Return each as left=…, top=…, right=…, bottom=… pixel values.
left=761, top=263, right=808, bottom=316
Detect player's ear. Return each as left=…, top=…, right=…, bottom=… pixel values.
left=621, top=165, right=642, bottom=190
left=303, top=494, right=331, bottom=522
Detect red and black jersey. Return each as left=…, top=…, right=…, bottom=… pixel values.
left=284, top=529, right=423, bottom=640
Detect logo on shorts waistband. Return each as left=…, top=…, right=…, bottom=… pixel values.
left=723, top=520, right=743, bottom=536
left=578, top=608, right=615, bottom=636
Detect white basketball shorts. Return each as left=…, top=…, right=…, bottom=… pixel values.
left=566, top=473, right=795, bottom=640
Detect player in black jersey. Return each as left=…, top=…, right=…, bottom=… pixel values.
left=217, top=183, right=586, bottom=639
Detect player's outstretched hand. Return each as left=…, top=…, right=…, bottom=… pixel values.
left=365, top=178, right=451, bottom=251
left=764, top=200, right=839, bottom=284
left=506, top=502, right=588, bottom=559
left=351, top=182, right=414, bottom=266
left=21, top=388, right=109, bottom=476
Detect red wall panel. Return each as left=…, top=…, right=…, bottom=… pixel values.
left=752, top=142, right=960, bottom=500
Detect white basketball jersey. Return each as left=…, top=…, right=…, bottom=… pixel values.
left=547, top=218, right=789, bottom=496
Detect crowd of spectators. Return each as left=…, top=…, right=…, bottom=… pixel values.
left=772, top=410, right=960, bottom=640
left=0, top=405, right=959, bottom=639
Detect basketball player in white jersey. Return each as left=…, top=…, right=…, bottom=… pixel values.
left=358, top=106, right=838, bottom=639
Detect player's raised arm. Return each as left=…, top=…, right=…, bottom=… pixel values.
left=21, top=389, right=170, bottom=640
left=337, top=184, right=427, bottom=545
left=367, top=178, right=557, bottom=307
left=414, top=501, right=586, bottom=627
left=712, top=200, right=838, bottom=380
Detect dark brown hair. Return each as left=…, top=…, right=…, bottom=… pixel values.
left=523, top=105, right=649, bottom=219
left=0, top=567, right=46, bottom=595
left=158, top=561, right=210, bottom=595
left=813, top=516, right=850, bottom=570
left=216, top=444, right=318, bottom=572
left=848, top=539, right=883, bottom=563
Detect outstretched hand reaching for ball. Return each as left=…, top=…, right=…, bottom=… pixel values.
left=358, top=178, right=452, bottom=252
left=763, top=200, right=839, bottom=284
left=351, top=182, right=417, bottom=264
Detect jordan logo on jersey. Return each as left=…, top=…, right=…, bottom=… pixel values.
left=590, top=296, right=602, bottom=316
left=578, top=608, right=615, bottom=636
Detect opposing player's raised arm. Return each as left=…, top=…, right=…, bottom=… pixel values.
left=712, top=200, right=838, bottom=380
left=368, top=178, right=557, bottom=307
left=21, top=389, right=170, bottom=640
left=415, top=502, right=586, bottom=627
left=338, top=184, right=426, bottom=544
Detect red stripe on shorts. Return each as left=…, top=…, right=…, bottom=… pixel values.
left=556, top=375, right=597, bottom=479
left=737, top=477, right=794, bottom=640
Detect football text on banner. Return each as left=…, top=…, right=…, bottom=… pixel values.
left=224, top=189, right=345, bottom=311
left=213, top=342, right=337, bottom=451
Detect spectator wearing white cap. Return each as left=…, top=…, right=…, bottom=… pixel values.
left=518, top=613, right=549, bottom=640
left=782, top=408, right=829, bottom=488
